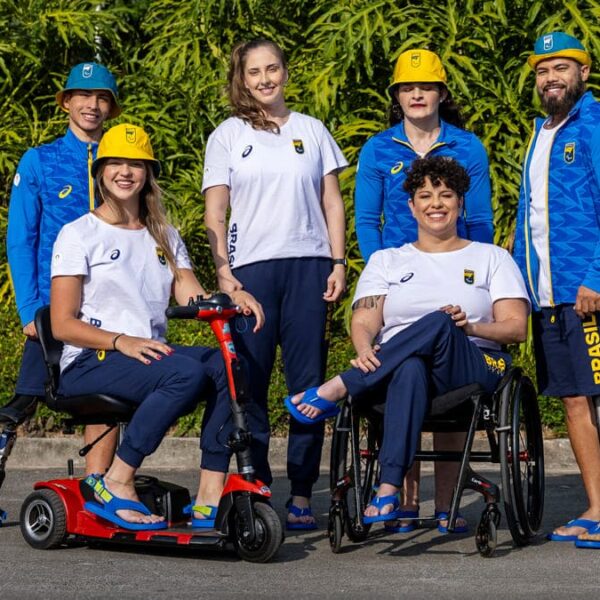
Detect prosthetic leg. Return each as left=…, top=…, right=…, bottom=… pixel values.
left=0, top=395, right=39, bottom=523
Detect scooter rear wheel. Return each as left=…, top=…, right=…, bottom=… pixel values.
left=20, top=489, right=67, bottom=549
left=233, top=502, right=282, bottom=563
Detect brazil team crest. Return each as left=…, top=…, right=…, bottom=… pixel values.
left=293, top=139, right=305, bottom=154
left=564, top=142, right=575, bottom=164
left=156, top=247, right=167, bottom=266
left=126, top=127, right=137, bottom=144
left=464, top=269, right=475, bottom=285
left=411, top=52, right=421, bottom=68
left=543, top=35, right=553, bottom=51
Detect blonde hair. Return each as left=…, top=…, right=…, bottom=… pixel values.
left=227, top=38, right=287, bottom=133
left=95, top=163, right=180, bottom=278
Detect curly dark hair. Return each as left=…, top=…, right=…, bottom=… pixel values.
left=403, top=156, right=470, bottom=198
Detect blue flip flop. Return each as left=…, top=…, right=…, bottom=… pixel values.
left=384, top=508, right=419, bottom=533
left=286, top=500, right=318, bottom=530
left=284, top=387, right=340, bottom=425
left=83, top=475, right=167, bottom=531
left=575, top=522, right=600, bottom=548
left=183, top=502, right=218, bottom=529
left=435, top=511, right=468, bottom=534
left=363, top=495, right=402, bottom=524
left=548, top=518, right=600, bottom=542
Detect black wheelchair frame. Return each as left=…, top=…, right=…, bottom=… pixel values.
left=328, top=366, right=545, bottom=557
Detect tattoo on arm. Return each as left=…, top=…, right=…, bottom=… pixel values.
left=352, top=295, right=383, bottom=311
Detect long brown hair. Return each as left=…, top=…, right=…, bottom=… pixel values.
left=95, top=163, right=180, bottom=278
left=389, top=84, right=465, bottom=128
left=227, top=38, right=287, bottom=133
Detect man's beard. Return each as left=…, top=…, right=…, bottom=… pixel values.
left=538, top=75, right=585, bottom=116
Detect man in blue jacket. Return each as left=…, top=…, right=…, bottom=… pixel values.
left=4, top=63, right=121, bottom=475
left=514, top=32, right=600, bottom=547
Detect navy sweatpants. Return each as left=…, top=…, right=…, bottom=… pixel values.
left=15, top=338, right=47, bottom=396
left=232, top=258, right=331, bottom=497
left=340, top=311, right=509, bottom=486
left=59, top=345, right=232, bottom=471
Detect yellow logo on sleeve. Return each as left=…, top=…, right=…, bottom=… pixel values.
left=58, top=185, right=73, bottom=198
left=390, top=161, right=404, bottom=175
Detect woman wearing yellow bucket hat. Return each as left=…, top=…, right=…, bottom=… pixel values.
left=49, top=123, right=264, bottom=529
left=354, top=49, right=494, bottom=534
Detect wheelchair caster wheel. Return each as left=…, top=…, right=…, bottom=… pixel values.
left=328, top=509, right=344, bottom=553
left=476, top=507, right=501, bottom=558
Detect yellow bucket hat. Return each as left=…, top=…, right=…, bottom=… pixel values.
left=389, top=49, right=447, bottom=96
left=92, top=124, right=160, bottom=177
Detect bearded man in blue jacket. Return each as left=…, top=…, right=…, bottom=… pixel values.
left=514, top=32, right=600, bottom=547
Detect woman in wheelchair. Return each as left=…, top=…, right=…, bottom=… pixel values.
left=286, top=156, right=530, bottom=525
left=49, top=124, right=264, bottom=530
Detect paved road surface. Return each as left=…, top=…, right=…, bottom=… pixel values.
left=0, top=467, right=596, bottom=599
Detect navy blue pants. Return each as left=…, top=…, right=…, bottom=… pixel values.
left=59, top=345, right=231, bottom=471
left=340, top=312, right=509, bottom=486
left=232, top=258, right=331, bottom=497
left=15, top=338, right=47, bottom=396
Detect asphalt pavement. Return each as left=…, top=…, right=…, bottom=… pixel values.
left=0, top=464, right=597, bottom=600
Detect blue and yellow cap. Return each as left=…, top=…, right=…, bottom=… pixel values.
left=528, top=32, right=591, bottom=69
left=56, top=62, right=121, bottom=119
left=389, top=49, right=447, bottom=96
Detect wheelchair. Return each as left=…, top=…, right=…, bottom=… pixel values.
left=328, top=366, right=544, bottom=557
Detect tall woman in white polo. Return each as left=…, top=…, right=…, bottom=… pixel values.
left=203, top=38, right=347, bottom=529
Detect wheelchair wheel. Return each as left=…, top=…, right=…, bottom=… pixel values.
left=499, top=371, right=545, bottom=546
left=20, top=489, right=67, bottom=549
left=475, top=505, right=501, bottom=558
left=328, top=507, right=344, bottom=553
left=330, top=402, right=376, bottom=545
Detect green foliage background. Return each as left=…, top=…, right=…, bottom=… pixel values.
left=1, top=0, right=599, bottom=435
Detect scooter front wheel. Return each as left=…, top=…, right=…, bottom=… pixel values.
left=233, top=502, right=282, bottom=563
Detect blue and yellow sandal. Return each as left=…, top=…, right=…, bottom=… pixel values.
left=83, top=475, right=167, bottom=531
left=183, top=502, right=218, bottom=529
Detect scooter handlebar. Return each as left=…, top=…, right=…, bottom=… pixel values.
left=165, top=305, right=200, bottom=319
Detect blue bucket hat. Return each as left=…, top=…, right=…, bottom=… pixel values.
left=528, top=31, right=591, bottom=69
left=56, top=62, right=121, bottom=119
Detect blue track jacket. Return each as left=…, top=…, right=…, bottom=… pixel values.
left=354, top=119, right=493, bottom=262
left=513, top=91, right=600, bottom=311
left=6, top=129, right=98, bottom=326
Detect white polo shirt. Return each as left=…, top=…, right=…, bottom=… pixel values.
left=51, top=213, right=192, bottom=371
left=354, top=242, right=530, bottom=350
left=202, top=112, right=348, bottom=269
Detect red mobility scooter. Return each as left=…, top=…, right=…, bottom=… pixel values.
left=19, top=294, right=283, bottom=562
